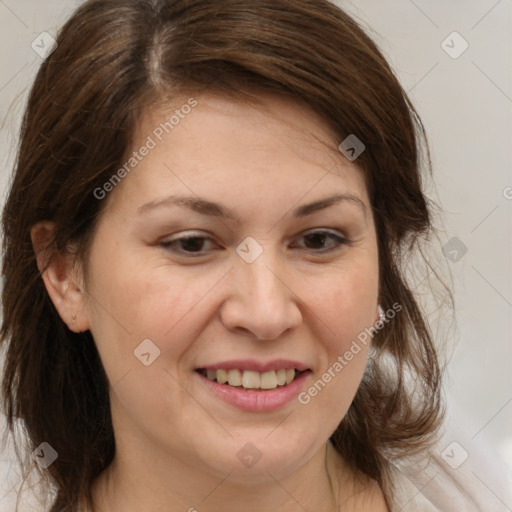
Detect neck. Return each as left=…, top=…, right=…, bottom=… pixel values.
left=90, top=440, right=349, bottom=512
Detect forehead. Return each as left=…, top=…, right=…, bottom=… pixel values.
left=107, top=91, right=370, bottom=215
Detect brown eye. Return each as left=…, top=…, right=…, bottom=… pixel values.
left=295, top=230, right=348, bottom=253
left=176, top=236, right=207, bottom=252
left=160, top=233, right=218, bottom=256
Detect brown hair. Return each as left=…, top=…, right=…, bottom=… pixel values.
left=1, top=0, right=448, bottom=510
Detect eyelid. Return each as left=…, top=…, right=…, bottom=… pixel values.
left=300, top=227, right=347, bottom=239
left=162, top=230, right=208, bottom=241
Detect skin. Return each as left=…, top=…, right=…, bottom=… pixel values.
left=32, top=91, right=387, bottom=511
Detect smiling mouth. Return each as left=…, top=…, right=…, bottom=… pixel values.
left=196, top=368, right=308, bottom=391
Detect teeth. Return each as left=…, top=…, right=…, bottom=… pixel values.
left=217, top=369, right=229, bottom=384
left=276, top=369, right=287, bottom=386
left=203, top=368, right=300, bottom=389
left=227, top=369, right=242, bottom=387
left=285, top=369, right=295, bottom=385
left=242, top=370, right=261, bottom=389
left=260, top=371, right=277, bottom=389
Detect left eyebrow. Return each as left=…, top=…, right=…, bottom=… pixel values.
left=136, top=193, right=368, bottom=220
left=293, top=193, right=368, bottom=218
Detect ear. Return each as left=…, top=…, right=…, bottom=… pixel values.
left=30, top=221, right=90, bottom=333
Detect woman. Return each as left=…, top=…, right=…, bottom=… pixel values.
left=1, top=0, right=449, bottom=510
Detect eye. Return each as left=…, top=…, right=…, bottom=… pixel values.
left=159, top=232, right=217, bottom=257
left=293, top=229, right=348, bottom=253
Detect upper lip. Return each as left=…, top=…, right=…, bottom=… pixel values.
left=197, top=359, right=310, bottom=373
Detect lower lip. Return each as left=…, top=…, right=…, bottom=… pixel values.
left=195, top=371, right=311, bottom=412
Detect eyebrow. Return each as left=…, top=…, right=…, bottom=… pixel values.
left=136, top=193, right=368, bottom=220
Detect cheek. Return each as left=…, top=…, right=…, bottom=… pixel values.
left=296, top=268, right=375, bottom=423
left=84, top=245, right=227, bottom=378
left=295, top=256, right=377, bottom=410
left=84, top=254, right=213, bottom=441
left=301, top=345, right=370, bottom=418
left=309, top=257, right=379, bottom=346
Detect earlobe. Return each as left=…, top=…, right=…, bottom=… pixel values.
left=30, top=221, right=90, bottom=333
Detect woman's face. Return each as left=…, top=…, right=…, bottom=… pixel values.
left=81, top=91, right=379, bottom=480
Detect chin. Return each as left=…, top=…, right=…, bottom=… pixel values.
left=190, top=430, right=317, bottom=481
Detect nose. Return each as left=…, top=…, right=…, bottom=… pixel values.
left=219, top=251, right=303, bottom=340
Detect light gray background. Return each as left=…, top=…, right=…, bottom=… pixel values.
left=0, top=1, right=511, bottom=510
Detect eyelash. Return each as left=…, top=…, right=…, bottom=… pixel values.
left=159, top=229, right=349, bottom=257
